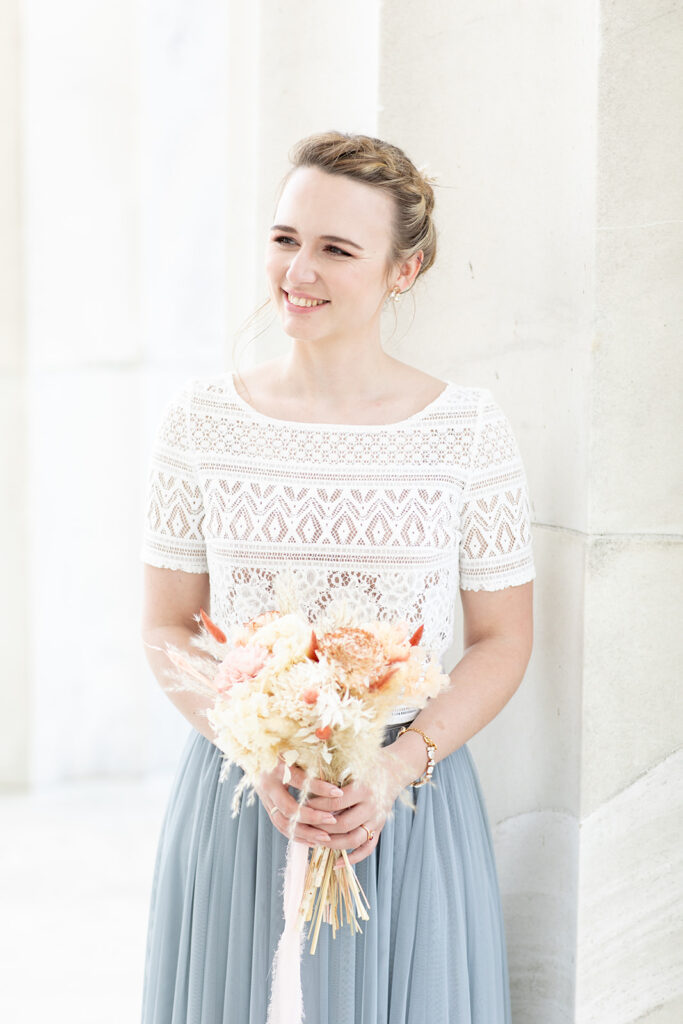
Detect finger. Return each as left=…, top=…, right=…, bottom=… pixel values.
left=303, top=782, right=363, bottom=814
left=269, top=812, right=332, bottom=846
left=291, top=824, right=332, bottom=845
left=343, top=836, right=378, bottom=866
left=336, top=826, right=381, bottom=866
left=267, top=783, right=338, bottom=830
left=286, top=764, right=345, bottom=800
left=319, top=825, right=370, bottom=852
left=262, top=786, right=299, bottom=818
left=263, top=797, right=334, bottom=842
left=302, top=792, right=344, bottom=815
left=321, top=802, right=373, bottom=834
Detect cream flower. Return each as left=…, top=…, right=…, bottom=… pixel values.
left=251, top=612, right=315, bottom=669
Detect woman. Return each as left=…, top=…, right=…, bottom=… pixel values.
left=140, top=131, right=535, bottom=1023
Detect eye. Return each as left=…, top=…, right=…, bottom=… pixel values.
left=271, top=236, right=351, bottom=257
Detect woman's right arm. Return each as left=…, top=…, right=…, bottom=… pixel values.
left=141, top=563, right=217, bottom=744
left=140, top=564, right=337, bottom=845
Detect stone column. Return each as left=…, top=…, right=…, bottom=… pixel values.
left=378, top=2, right=682, bottom=1022
left=19, top=0, right=143, bottom=784
left=0, top=0, right=28, bottom=790
left=139, top=0, right=233, bottom=769
left=575, top=3, right=683, bottom=1021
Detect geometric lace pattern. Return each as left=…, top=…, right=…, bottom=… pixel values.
left=140, top=373, right=536, bottom=723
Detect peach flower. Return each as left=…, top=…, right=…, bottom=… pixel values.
left=214, top=644, right=269, bottom=692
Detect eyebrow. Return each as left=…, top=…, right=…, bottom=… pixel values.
left=269, top=224, right=364, bottom=252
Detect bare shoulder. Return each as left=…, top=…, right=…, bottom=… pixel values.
left=383, top=362, right=449, bottom=412
left=231, top=362, right=274, bottom=401
left=392, top=363, right=449, bottom=399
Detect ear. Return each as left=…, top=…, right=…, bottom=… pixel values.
left=388, top=250, right=424, bottom=295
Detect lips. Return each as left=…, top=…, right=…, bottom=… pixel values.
left=282, top=288, right=330, bottom=311
left=285, top=289, right=328, bottom=302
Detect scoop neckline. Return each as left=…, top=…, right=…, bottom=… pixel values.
left=226, top=372, right=454, bottom=431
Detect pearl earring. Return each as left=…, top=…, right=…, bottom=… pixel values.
left=390, top=286, right=401, bottom=302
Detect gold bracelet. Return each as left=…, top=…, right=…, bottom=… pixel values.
left=397, top=726, right=437, bottom=787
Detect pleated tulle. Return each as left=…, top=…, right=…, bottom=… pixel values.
left=140, top=723, right=512, bottom=1024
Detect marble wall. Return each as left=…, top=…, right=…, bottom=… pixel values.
left=0, top=0, right=27, bottom=789
left=18, top=0, right=147, bottom=785
left=575, top=3, right=683, bottom=1018
left=2, top=1, right=681, bottom=1020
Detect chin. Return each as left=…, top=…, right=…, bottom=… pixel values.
left=282, top=325, right=327, bottom=342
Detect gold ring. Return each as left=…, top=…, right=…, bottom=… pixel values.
left=269, top=805, right=283, bottom=818
left=362, top=824, right=375, bottom=843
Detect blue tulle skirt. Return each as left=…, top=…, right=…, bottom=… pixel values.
left=140, top=722, right=512, bottom=1023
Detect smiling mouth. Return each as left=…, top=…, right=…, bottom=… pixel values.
left=283, top=289, right=330, bottom=308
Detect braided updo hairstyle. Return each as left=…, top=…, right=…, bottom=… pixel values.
left=278, top=130, right=438, bottom=289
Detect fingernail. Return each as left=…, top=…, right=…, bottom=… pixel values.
left=315, top=832, right=329, bottom=842
left=328, top=786, right=344, bottom=796
left=323, top=815, right=337, bottom=824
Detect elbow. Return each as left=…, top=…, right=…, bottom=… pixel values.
left=514, top=628, right=533, bottom=691
left=497, top=626, right=533, bottom=696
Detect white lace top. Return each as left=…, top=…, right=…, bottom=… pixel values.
left=140, top=372, right=536, bottom=724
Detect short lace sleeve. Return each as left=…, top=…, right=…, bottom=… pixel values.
left=139, top=377, right=208, bottom=573
left=458, top=388, right=536, bottom=591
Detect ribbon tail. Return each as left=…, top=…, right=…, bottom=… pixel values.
left=266, top=838, right=309, bottom=1024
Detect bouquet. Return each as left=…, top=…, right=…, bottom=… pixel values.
left=156, top=571, right=451, bottom=1023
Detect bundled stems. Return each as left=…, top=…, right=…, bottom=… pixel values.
left=299, top=845, right=370, bottom=954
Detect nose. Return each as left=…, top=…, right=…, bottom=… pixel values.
left=284, top=245, right=317, bottom=286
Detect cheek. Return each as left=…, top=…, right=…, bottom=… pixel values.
left=264, top=251, right=282, bottom=279
left=338, top=268, right=380, bottom=302
left=265, top=244, right=294, bottom=278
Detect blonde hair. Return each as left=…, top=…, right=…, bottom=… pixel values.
left=232, top=130, right=438, bottom=360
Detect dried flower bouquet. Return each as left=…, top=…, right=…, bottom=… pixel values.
left=155, top=571, right=451, bottom=952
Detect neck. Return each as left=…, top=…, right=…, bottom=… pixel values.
left=278, top=334, right=401, bottom=403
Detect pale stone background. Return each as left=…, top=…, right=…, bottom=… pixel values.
left=1, top=1, right=681, bottom=1022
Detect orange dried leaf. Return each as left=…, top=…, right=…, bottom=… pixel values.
left=199, top=607, right=227, bottom=644
left=409, top=624, right=424, bottom=646
left=307, top=629, right=320, bottom=661
left=368, top=664, right=401, bottom=691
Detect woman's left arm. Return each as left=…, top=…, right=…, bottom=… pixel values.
left=389, top=579, right=534, bottom=788
left=311, top=580, right=534, bottom=864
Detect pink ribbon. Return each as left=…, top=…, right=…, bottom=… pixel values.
left=266, top=838, right=309, bottom=1024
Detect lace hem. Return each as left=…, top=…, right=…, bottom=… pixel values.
left=140, top=546, right=209, bottom=574
left=459, top=563, right=536, bottom=592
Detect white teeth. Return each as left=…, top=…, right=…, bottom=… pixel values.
left=287, top=292, right=327, bottom=307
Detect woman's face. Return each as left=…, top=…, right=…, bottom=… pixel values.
left=265, top=166, right=398, bottom=344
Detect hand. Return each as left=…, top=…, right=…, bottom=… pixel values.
left=302, top=744, right=411, bottom=866
left=255, top=759, right=343, bottom=847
